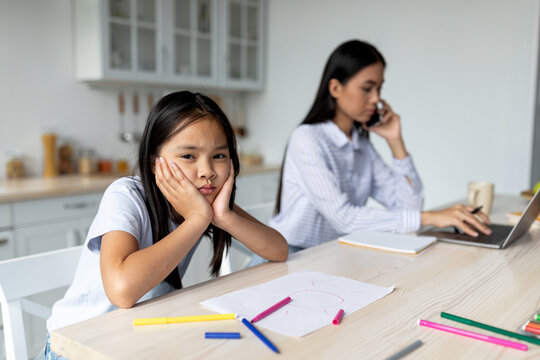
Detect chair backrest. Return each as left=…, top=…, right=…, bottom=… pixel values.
left=0, top=246, right=83, bottom=360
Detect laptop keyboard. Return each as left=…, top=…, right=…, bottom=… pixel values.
left=464, top=224, right=513, bottom=244
left=421, top=224, right=513, bottom=245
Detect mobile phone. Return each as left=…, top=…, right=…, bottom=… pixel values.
left=366, top=101, right=384, bottom=128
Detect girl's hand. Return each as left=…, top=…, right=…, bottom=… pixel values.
left=365, top=100, right=402, bottom=142
left=422, top=204, right=492, bottom=237
left=211, top=161, right=235, bottom=227
left=155, top=157, right=212, bottom=224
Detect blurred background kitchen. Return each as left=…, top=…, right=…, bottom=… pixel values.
left=1, top=0, right=540, bottom=358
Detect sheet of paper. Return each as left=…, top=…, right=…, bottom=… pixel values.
left=200, top=270, right=394, bottom=337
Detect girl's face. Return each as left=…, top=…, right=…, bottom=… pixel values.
left=158, top=116, right=231, bottom=204
left=330, top=62, right=384, bottom=123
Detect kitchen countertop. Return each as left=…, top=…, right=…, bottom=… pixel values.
left=0, top=165, right=281, bottom=203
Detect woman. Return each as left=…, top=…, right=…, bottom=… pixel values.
left=270, top=39, right=490, bottom=252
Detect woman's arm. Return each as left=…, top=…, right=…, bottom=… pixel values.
left=363, top=102, right=423, bottom=209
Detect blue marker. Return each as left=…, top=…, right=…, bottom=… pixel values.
left=205, top=332, right=241, bottom=339
left=241, top=318, right=279, bottom=353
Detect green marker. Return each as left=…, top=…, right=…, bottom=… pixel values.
left=536, top=314, right=540, bottom=322
left=441, top=312, right=540, bottom=346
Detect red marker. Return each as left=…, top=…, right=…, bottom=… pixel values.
left=251, top=296, right=292, bottom=323
left=332, top=309, right=345, bottom=325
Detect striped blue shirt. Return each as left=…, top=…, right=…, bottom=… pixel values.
left=270, top=121, right=424, bottom=248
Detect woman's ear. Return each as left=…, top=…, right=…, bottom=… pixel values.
left=328, top=78, right=342, bottom=99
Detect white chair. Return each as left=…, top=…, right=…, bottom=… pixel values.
left=0, top=246, right=82, bottom=360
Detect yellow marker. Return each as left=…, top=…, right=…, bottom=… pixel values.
left=133, top=313, right=236, bottom=326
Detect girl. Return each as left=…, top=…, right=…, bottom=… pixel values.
left=44, top=91, right=288, bottom=358
left=270, top=39, right=491, bottom=252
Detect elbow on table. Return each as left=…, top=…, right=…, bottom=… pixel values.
left=275, top=246, right=289, bottom=262
left=264, top=241, right=289, bottom=262
left=104, top=281, right=139, bottom=309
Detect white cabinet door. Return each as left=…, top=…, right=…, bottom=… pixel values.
left=77, top=216, right=95, bottom=245
left=220, top=0, right=264, bottom=90
left=14, top=220, right=80, bottom=256
left=0, top=231, right=15, bottom=261
left=0, top=204, right=11, bottom=229
left=107, top=0, right=160, bottom=74
left=75, top=0, right=162, bottom=83
left=166, top=0, right=219, bottom=86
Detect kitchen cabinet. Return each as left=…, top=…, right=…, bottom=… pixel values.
left=0, top=204, right=14, bottom=261
left=11, top=194, right=101, bottom=255
left=74, top=0, right=264, bottom=90
left=0, top=232, right=15, bottom=262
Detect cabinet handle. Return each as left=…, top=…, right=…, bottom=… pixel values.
left=64, top=202, right=93, bottom=210
left=0, top=237, right=8, bottom=245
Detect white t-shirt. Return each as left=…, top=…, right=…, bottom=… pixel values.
left=47, top=176, right=201, bottom=332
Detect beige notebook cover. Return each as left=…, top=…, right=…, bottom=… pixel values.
left=338, top=229, right=437, bottom=254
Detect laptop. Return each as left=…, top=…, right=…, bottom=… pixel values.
left=418, top=189, right=540, bottom=249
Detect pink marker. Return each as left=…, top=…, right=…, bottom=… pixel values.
left=251, top=296, right=292, bottom=323
left=332, top=309, right=345, bottom=325
left=418, top=319, right=527, bottom=351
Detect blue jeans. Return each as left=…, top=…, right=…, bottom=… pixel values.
left=248, top=244, right=305, bottom=267
left=44, top=334, right=69, bottom=360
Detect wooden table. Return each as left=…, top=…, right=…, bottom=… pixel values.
left=51, top=195, right=540, bottom=359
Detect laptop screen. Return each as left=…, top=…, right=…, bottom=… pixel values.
left=502, top=189, right=540, bottom=248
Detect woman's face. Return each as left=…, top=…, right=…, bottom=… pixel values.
left=331, top=62, right=384, bottom=123
left=158, top=116, right=231, bottom=204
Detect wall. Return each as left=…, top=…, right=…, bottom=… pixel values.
left=244, top=0, right=540, bottom=208
left=0, top=0, right=147, bottom=179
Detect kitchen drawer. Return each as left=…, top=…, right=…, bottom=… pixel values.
left=0, top=230, right=15, bottom=260
left=235, top=172, right=280, bottom=206
left=0, top=203, right=11, bottom=229
left=12, top=193, right=102, bottom=226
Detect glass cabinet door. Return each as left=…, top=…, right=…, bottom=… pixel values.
left=108, top=0, right=157, bottom=73
left=172, top=0, right=216, bottom=79
left=226, top=0, right=262, bottom=84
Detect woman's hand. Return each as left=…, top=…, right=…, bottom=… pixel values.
left=211, top=161, right=235, bottom=227
left=422, top=204, right=492, bottom=237
left=365, top=100, right=402, bottom=142
left=364, top=100, right=408, bottom=159
left=155, top=157, right=212, bottom=224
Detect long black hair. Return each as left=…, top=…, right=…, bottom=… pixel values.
left=275, top=40, right=386, bottom=214
left=137, top=91, right=240, bottom=289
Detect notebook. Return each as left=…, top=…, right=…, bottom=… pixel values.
left=418, top=189, right=540, bottom=249
left=338, top=229, right=437, bottom=254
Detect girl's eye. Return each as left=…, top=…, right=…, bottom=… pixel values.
left=361, top=87, right=372, bottom=93
left=180, top=154, right=195, bottom=160
left=214, top=154, right=227, bottom=159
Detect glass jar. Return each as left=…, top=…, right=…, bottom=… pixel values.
left=5, top=150, right=24, bottom=179
left=78, top=149, right=95, bottom=175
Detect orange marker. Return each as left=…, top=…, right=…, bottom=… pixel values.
left=525, top=321, right=540, bottom=330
